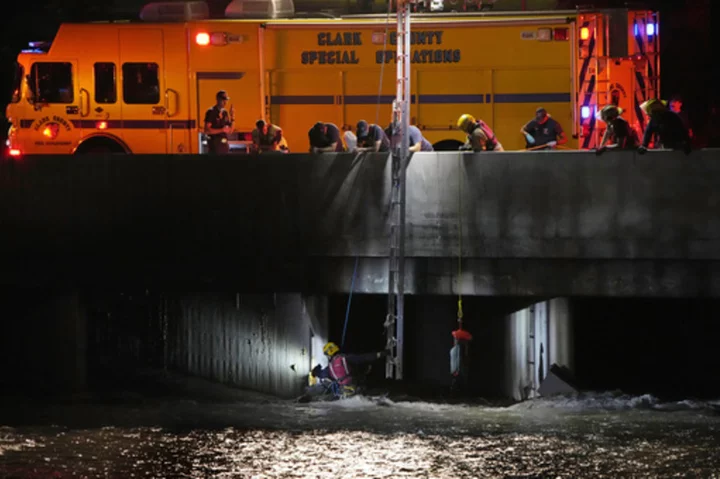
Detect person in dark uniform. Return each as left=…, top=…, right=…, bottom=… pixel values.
left=596, top=105, right=639, bottom=154
left=669, top=95, right=692, bottom=140
left=204, top=90, right=235, bottom=154
left=354, top=120, right=390, bottom=153
left=638, top=99, right=691, bottom=154
left=308, top=121, right=343, bottom=153
left=384, top=124, right=434, bottom=152
left=520, top=107, right=567, bottom=149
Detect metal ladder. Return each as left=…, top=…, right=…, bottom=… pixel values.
left=578, top=12, right=610, bottom=149
left=628, top=10, right=661, bottom=133
left=385, top=0, right=411, bottom=380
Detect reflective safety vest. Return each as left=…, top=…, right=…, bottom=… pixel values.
left=328, top=354, right=352, bottom=386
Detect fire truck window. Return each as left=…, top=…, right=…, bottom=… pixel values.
left=28, top=62, right=74, bottom=104
left=94, top=63, right=116, bottom=104
left=11, top=63, right=23, bottom=103
left=122, top=63, right=160, bottom=104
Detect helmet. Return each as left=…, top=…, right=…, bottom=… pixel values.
left=639, top=99, right=667, bottom=116
left=597, top=105, right=624, bottom=122
left=456, top=114, right=476, bottom=132
left=323, top=342, right=339, bottom=357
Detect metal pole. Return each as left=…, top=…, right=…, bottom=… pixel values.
left=386, top=0, right=410, bottom=380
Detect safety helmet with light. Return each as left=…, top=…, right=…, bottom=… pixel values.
left=456, top=114, right=476, bottom=132
left=639, top=99, right=667, bottom=116
left=597, top=105, right=624, bottom=122
left=323, top=342, right=340, bottom=357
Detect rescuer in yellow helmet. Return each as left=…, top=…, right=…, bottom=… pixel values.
left=456, top=114, right=504, bottom=152
left=638, top=99, right=690, bottom=154
left=595, top=105, right=639, bottom=154
left=300, top=341, right=388, bottom=401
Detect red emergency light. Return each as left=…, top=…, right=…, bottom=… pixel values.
left=96, top=121, right=107, bottom=130
left=554, top=28, right=569, bottom=41
left=8, top=148, right=21, bottom=157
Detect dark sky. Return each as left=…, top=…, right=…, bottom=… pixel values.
left=1, top=0, right=717, bottom=142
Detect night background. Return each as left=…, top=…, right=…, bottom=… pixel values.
left=2, top=0, right=720, bottom=477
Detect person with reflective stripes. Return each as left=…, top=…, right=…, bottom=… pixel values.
left=596, top=105, right=639, bottom=154
left=456, top=114, right=504, bottom=152
left=311, top=342, right=387, bottom=399
left=638, top=99, right=691, bottom=154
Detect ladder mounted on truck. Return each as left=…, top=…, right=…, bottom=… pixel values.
left=577, top=8, right=660, bottom=149
left=384, top=0, right=411, bottom=380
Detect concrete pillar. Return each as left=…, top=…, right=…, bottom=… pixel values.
left=504, top=308, right=532, bottom=402
left=303, top=295, right=329, bottom=371
left=548, top=297, right=573, bottom=371
left=502, top=298, right=573, bottom=401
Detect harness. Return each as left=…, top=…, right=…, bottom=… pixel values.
left=328, top=354, right=352, bottom=385
left=472, top=121, right=498, bottom=150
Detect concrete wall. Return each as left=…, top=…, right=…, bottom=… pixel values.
left=169, top=293, right=328, bottom=398
left=2, top=151, right=720, bottom=294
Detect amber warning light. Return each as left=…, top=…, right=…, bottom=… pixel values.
left=196, top=32, right=210, bottom=45
left=196, top=32, right=229, bottom=46
left=580, top=27, right=590, bottom=40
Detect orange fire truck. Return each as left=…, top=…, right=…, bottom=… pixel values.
left=4, top=1, right=659, bottom=155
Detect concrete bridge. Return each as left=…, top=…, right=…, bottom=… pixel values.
left=2, top=150, right=720, bottom=402
left=2, top=150, right=719, bottom=296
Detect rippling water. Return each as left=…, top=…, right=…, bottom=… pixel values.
left=2, top=377, right=719, bottom=478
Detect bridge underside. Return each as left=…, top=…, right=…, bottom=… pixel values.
left=6, top=257, right=720, bottom=297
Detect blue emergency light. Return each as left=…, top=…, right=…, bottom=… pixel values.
left=634, top=23, right=657, bottom=36
left=581, top=106, right=592, bottom=120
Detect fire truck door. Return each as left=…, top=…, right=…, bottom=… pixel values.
left=25, top=59, right=83, bottom=154
left=119, top=29, right=167, bottom=153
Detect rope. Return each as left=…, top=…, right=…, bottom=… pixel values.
left=457, top=152, right=463, bottom=325
left=341, top=256, right=359, bottom=348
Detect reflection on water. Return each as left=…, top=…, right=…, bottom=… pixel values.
left=1, top=379, right=720, bottom=478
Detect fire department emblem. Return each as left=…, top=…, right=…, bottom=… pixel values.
left=43, top=122, right=61, bottom=139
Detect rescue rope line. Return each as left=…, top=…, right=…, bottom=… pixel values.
left=457, top=152, right=463, bottom=325
left=341, top=256, right=360, bottom=348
